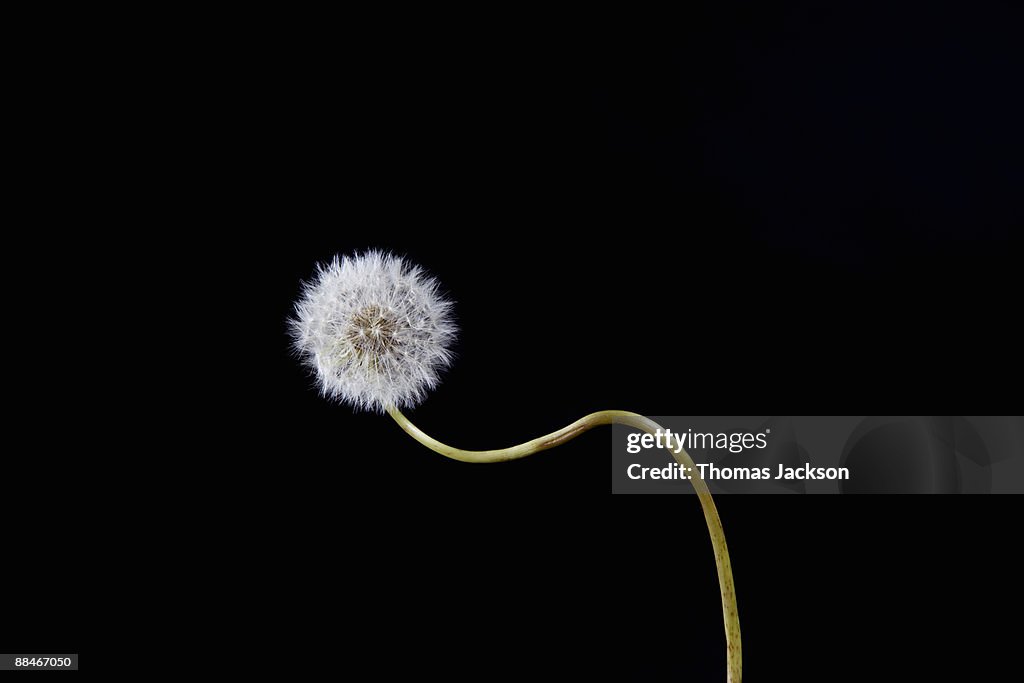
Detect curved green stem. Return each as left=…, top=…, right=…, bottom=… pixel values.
left=387, top=406, right=741, bottom=683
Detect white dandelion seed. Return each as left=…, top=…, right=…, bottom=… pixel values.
left=289, top=251, right=456, bottom=412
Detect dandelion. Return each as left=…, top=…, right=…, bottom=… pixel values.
left=290, top=251, right=456, bottom=412
left=291, top=251, right=742, bottom=683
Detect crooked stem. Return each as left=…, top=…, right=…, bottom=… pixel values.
left=387, top=406, right=741, bottom=683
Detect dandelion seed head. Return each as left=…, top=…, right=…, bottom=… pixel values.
left=290, top=251, right=456, bottom=412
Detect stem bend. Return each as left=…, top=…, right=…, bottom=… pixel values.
left=387, top=406, right=742, bottom=683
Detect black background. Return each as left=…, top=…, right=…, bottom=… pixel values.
left=7, top=1, right=1023, bottom=678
